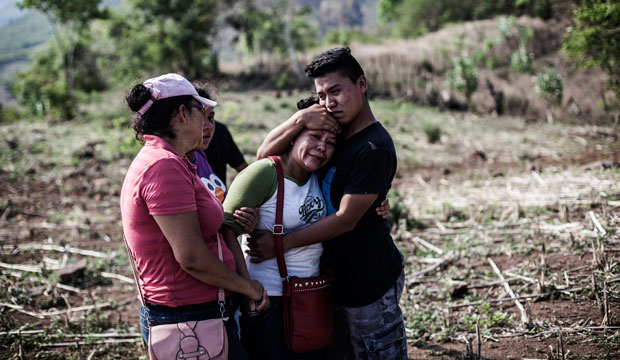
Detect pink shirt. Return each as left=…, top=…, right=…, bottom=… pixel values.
left=120, top=135, right=236, bottom=306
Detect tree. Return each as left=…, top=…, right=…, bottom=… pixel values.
left=563, top=0, right=620, bottom=99
left=534, top=68, right=563, bottom=124
left=227, top=0, right=318, bottom=81
left=106, top=0, right=234, bottom=80
left=17, top=0, right=106, bottom=119
left=13, top=43, right=73, bottom=119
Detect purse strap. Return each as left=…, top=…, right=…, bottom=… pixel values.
left=123, top=234, right=226, bottom=308
left=268, top=155, right=289, bottom=280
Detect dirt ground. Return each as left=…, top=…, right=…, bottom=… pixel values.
left=0, top=110, right=619, bottom=359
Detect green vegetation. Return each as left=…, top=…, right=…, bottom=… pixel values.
left=510, top=43, right=534, bottom=73
left=564, top=0, right=620, bottom=98
left=388, top=190, right=425, bottom=231
left=534, top=68, right=563, bottom=103
left=422, top=123, right=442, bottom=144
left=12, top=32, right=105, bottom=120
left=378, top=0, right=552, bottom=38
left=462, top=302, right=513, bottom=332
left=445, top=52, right=478, bottom=102
left=227, top=0, right=317, bottom=59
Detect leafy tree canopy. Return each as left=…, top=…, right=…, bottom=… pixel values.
left=227, top=0, right=317, bottom=57
left=18, top=0, right=106, bottom=24
left=564, top=0, right=620, bottom=98
left=107, top=0, right=232, bottom=79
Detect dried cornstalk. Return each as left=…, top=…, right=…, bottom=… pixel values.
left=42, top=338, right=141, bottom=347
left=588, top=211, right=607, bottom=236
left=411, top=251, right=454, bottom=278
left=532, top=171, right=547, bottom=186
left=558, top=327, right=566, bottom=360
left=602, top=278, right=610, bottom=327
left=526, top=300, right=532, bottom=326
left=476, top=317, right=482, bottom=360
left=101, top=272, right=134, bottom=284
left=488, top=257, right=529, bottom=324
left=411, top=237, right=443, bottom=255
left=591, top=273, right=602, bottom=314
left=19, top=242, right=113, bottom=259
left=0, top=262, right=42, bottom=273
left=448, top=286, right=585, bottom=308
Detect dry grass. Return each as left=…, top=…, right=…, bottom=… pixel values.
left=223, top=16, right=617, bottom=124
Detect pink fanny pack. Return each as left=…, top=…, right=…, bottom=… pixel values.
left=124, top=235, right=229, bottom=359
left=149, top=318, right=228, bottom=360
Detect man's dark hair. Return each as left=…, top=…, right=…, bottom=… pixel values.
left=304, top=47, right=364, bottom=83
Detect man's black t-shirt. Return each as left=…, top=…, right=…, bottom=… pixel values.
left=320, top=121, right=402, bottom=307
left=205, top=121, right=246, bottom=186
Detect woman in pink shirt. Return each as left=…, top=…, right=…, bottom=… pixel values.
left=120, top=73, right=267, bottom=359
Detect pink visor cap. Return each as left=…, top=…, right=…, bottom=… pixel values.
left=138, top=73, right=217, bottom=116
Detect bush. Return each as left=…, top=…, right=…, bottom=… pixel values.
left=510, top=43, right=534, bottom=73
left=423, top=124, right=442, bottom=144
left=446, top=52, right=478, bottom=101
left=12, top=44, right=75, bottom=120
left=534, top=69, right=563, bottom=105
left=496, top=16, right=515, bottom=42
left=387, top=190, right=426, bottom=230
left=0, top=104, right=21, bottom=123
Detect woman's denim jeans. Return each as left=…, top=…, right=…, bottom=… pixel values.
left=240, top=296, right=326, bottom=360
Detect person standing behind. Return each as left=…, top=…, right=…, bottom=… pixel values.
left=253, top=47, right=407, bottom=359
left=188, top=86, right=257, bottom=234
left=195, top=87, right=248, bottom=187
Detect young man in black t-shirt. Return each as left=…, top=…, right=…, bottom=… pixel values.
left=253, top=47, right=407, bottom=359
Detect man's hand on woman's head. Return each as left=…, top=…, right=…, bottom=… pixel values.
left=297, top=104, right=340, bottom=135
left=234, top=207, right=259, bottom=234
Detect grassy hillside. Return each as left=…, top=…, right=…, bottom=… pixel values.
left=0, top=12, right=51, bottom=66
left=226, top=15, right=616, bottom=125
left=343, top=16, right=614, bottom=124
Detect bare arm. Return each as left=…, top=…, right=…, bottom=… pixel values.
left=234, top=161, right=248, bottom=173
left=153, top=211, right=263, bottom=302
left=256, top=104, right=340, bottom=159
left=246, top=193, right=378, bottom=262
left=221, top=225, right=251, bottom=280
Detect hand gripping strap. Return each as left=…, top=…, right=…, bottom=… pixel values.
left=268, top=156, right=289, bottom=280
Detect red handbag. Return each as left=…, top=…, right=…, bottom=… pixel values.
left=269, top=156, right=335, bottom=353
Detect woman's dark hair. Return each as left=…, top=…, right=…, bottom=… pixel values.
left=304, top=47, right=364, bottom=83
left=297, top=96, right=319, bottom=110
left=125, top=83, right=194, bottom=142
left=193, top=83, right=214, bottom=101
